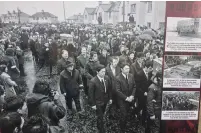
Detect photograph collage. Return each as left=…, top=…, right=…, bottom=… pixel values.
left=0, top=1, right=201, bottom=133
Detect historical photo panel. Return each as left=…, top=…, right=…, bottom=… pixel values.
left=165, top=17, right=201, bottom=52
left=162, top=91, right=200, bottom=120
left=163, top=55, right=201, bottom=88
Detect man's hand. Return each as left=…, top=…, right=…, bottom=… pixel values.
left=125, top=97, right=132, bottom=102
left=129, top=96, right=134, bottom=101
left=54, top=91, right=60, bottom=100
left=150, top=115, right=155, bottom=120
left=92, top=105, right=97, bottom=110
left=109, top=100, right=112, bottom=105
left=63, top=93, right=66, bottom=96
left=144, top=92, right=147, bottom=96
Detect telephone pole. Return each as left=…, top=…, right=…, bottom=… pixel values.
left=17, top=7, right=21, bottom=24
left=63, top=1, right=66, bottom=23
left=123, top=1, right=125, bottom=22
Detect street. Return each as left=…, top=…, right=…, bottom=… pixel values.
left=166, top=31, right=201, bottom=42
left=22, top=51, right=144, bottom=133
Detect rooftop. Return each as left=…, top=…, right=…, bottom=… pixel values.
left=31, top=11, right=57, bottom=18
left=85, top=8, right=96, bottom=15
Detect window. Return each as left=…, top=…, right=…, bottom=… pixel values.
left=37, top=17, right=39, bottom=20
left=131, top=4, right=136, bottom=13
left=109, top=12, right=111, bottom=19
left=85, top=15, right=87, bottom=19
left=147, top=2, right=152, bottom=13
left=92, top=15, right=94, bottom=20
left=147, top=22, right=151, bottom=28
left=45, top=17, right=47, bottom=20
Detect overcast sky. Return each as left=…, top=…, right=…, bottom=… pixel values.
left=0, top=1, right=110, bottom=21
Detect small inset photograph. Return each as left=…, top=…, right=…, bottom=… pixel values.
left=162, top=91, right=200, bottom=111
left=161, top=91, right=200, bottom=120
left=163, top=55, right=201, bottom=88
left=165, top=17, right=201, bottom=52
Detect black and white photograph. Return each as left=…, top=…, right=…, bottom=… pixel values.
left=0, top=1, right=165, bottom=133
left=163, top=55, right=201, bottom=88
left=165, top=17, right=201, bottom=52
left=161, top=91, right=200, bottom=120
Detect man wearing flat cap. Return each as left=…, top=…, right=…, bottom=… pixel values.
left=88, top=64, right=112, bottom=133
left=59, top=58, right=84, bottom=116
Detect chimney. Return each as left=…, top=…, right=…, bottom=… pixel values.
left=98, top=1, right=102, bottom=5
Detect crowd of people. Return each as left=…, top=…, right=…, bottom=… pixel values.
left=0, top=22, right=164, bottom=133
left=162, top=92, right=199, bottom=111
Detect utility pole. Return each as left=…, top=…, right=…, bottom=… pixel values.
left=123, top=1, right=125, bottom=22
left=17, top=7, right=21, bottom=24
left=63, top=1, right=66, bottom=23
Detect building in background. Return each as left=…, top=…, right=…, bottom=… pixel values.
left=1, top=10, right=30, bottom=24
left=83, top=8, right=96, bottom=24
left=128, top=1, right=165, bottom=29
left=66, top=13, right=84, bottom=24
left=29, top=10, right=58, bottom=23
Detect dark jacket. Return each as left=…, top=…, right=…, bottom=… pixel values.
left=130, top=61, right=152, bottom=95
left=85, top=61, right=101, bottom=80
left=76, top=54, right=88, bottom=75
left=98, top=55, right=108, bottom=67
left=115, top=73, right=136, bottom=101
left=26, top=93, right=66, bottom=126
left=88, top=76, right=112, bottom=106
left=59, top=69, right=83, bottom=97
left=147, top=83, right=162, bottom=117
left=57, top=58, right=68, bottom=74
left=105, top=65, right=121, bottom=91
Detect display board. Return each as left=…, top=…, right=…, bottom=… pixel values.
left=161, top=1, right=201, bottom=133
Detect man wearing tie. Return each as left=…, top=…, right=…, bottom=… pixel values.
left=116, top=63, right=136, bottom=132
left=130, top=52, right=152, bottom=125
left=88, top=65, right=112, bottom=133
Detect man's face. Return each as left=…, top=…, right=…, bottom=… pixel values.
left=87, top=45, right=92, bottom=52
left=67, top=65, right=74, bottom=72
left=122, top=65, right=130, bottom=75
left=81, top=48, right=87, bottom=57
left=62, top=51, right=68, bottom=59
left=98, top=68, right=106, bottom=78
left=112, top=58, right=119, bottom=67
left=146, top=52, right=150, bottom=58
left=93, top=54, right=98, bottom=61
left=129, top=53, right=135, bottom=60
left=102, top=49, right=107, bottom=56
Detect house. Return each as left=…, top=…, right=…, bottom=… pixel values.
left=128, top=1, right=166, bottom=29
left=83, top=8, right=96, bottom=24
left=29, top=10, right=58, bottom=24
left=96, top=2, right=121, bottom=25
left=1, top=10, right=30, bottom=24
left=66, top=14, right=84, bottom=24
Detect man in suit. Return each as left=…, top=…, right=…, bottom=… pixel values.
left=130, top=52, right=152, bottom=125
left=59, top=59, right=83, bottom=116
left=89, top=65, right=112, bottom=133
left=57, top=50, right=69, bottom=75
left=105, top=56, right=121, bottom=117
left=77, top=46, right=89, bottom=95
left=116, top=63, right=136, bottom=132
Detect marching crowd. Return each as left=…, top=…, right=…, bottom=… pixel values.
left=0, top=22, right=164, bottom=133
left=162, top=93, right=199, bottom=111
